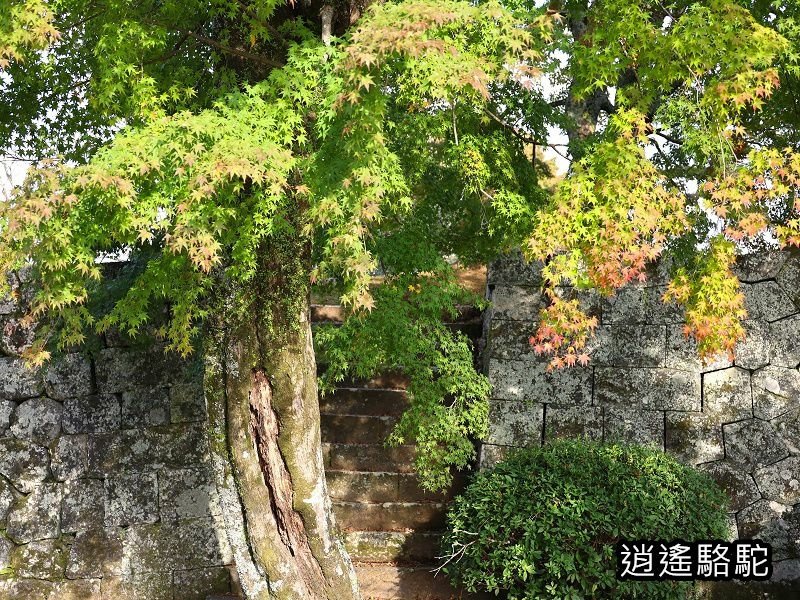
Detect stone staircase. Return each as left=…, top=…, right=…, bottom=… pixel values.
left=312, top=304, right=486, bottom=600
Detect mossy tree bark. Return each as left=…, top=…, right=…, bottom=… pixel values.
left=204, top=231, right=360, bottom=600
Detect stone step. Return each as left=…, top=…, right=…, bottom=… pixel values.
left=317, top=366, right=410, bottom=390
left=326, top=470, right=460, bottom=504
left=321, top=414, right=397, bottom=444
left=354, top=564, right=491, bottom=600
left=324, top=443, right=417, bottom=473
left=311, top=304, right=483, bottom=324
left=345, top=531, right=443, bottom=563
left=333, top=501, right=447, bottom=532
left=319, top=388, right=409, bottom=416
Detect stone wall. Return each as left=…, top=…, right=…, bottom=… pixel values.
left=0, top=294, right=236, bottom=598
left=481, top=250, right=800, bottom=590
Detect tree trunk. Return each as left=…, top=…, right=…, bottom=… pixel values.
left=204, top=236, right=360, bottom=599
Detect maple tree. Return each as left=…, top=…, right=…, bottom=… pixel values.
left=1, top=0, right=799, bottom=598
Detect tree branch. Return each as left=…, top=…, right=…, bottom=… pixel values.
left=185, top=31, right=284, bottom=69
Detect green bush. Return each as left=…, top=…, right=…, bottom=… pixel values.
left=441, top=440, right=730, bottom=600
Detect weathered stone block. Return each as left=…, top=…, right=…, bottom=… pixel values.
left=0, top=399, right=14, bottom=435
left=601, top=285, right=683, bottom=325
left=121, top=386, right=170, bottom=428
left=703, top=368, right=753, bottom=423
left=62, top=479, right=105, bottom=532
left=0, top=316, right=35, bottom=356
left=770, top=315, right=800, bottom=368
left=9, top=538, right=67, bottom=579
left=105, top=472, right=159, bottom=526
left=544, top=406, right=603, bottom=442
left=488, top=358, right=592, bottom=405
left=50, top=579, right=102, bottom=599
left=737, top=500, right=797, bottom=560
left=158, top=467, right=220, bottom=521
left=595, top=368, right=701, bottom=411
left=486, top=319, right=537, bottom=361
left=592, top=325, right=666, bottom=368
left=0, top=357, right=43, bottom=400
left=487, top=251, right=543, bottom=286
left=43, top=353, right=94, bottom=400
left=752, top=366, right=800, bottom=420
left=773, top=407, right=800, bottom=455
left=733, top=320, right=771, bottom=370
left=325, top=470, right=398, bottom=503
left=724, top=419, right=789, bottom=472
left=490, top=286, right=546, bottom=321
left=9, top=397, right=62, bottom=443
left=125, top=518, right=232, bottom=572
left=776, top=254, right=800, bottom=309
left=0, top=438, right=50, bottom=493
left=0, top=477, right=14, bottom=524
left=6, top=482, right=62, bottom=543
left=100, top=573, right=172, bottom=600
left=172, top=567, right=231, bottom=600
left=754, top=456, right=800, bottom=505
left=665, top=413, right=725, bottom=465
left=66, top=527, right=127, bottom=578
left=665, top=326, right=733, bottom=372
left=169, top=380, right=206, bottom=424
left=486, top=400, right=543, bottom=446
left=733, top=251, right=788, bottom=282
left=742, top=281, right=796, bottom=322
left=344, top=531, right=440, bottom=563
left=63, top=394, right=122, bottom=434
left=95, top=347, right=182, bottom=394
left=50, top=434, right=88, bottom=481
left=478, top=444, right=510, bottom=469
left=0, top=536, right=11, bottom=570
left=698, top=461, right=760, bottom=512
left=603, top=406, right=664, bottom=446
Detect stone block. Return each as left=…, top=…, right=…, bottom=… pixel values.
left=665, top=413, right=725, bottom=465
left=66, top=527, right=127, bottom=578
left=9, top=538, right=67, bottom=579
left=724, top=419, right=789, bottom=472
left=170, top=380, right=206, bottom=423
left=665, top=326, right=733, bottom=372
left=478, top=444, right=510, bottom=469
left=6, top=482, right=62, bottom=543
left=488, top=358, right=592, bottom=405
left=0, top=579, right=54, bottom=600
left=742, top=281, right=796, bottom=322
left=0, top=438, right=50, bottom=493
left=172, top=567, right=232, bottom=600
left=0, top=536, right=11, bottom=570
left=50, top=579, right=102, bottom=599
left=0, top=316, right=35, bottom=356
left=603, top=406, right=664, bottom=446
left=595, top=368, right=701, bottom=411
left=100, top=573, right=172, bottom=600
left=601, top=285, right=683, bottom=325
left=773, top=407, right=800, bottom=455
left=544, top=406, right=603, bottom=442
left=698, top=461, right=760, bottom=512
left=733, top=251, right=788, bottom=282
left=592, top=324, right=666, bottom=368
left=121, top=386, right=170, bottom=428
left=333, top=501, right=446, bottom=532
left=754, top=456, right=800, bottom=505
left=732, top=320, right=771, bottom=370
left=0, top=477, right=14, bottom=524
left=9, top=397, right=63, bottom=443
left=703, top=368, right=753, bottom=423
left=752, top=366, right=800, bottom=420
left=776, top=253, right=800, bottom=309
left=158, top=467, right=220, bottom=521
left=325, top=470, right=398, bottom=503
left=0, top=357, right=43, bottom=400
left=487, top=251, right=543, bottom=286
left=105, top=472, right=159, bottom=526
left=95, top=347, right=182, bottom=394
left=50, top=434, right=88, bottom=481
left=63, top=394, right=122, bottom=434
left=486, top=319, right=537, bottom=361
left=486, top=400, right=543, bottom=446
left=124, top=518, right=232, bottom=572
left=43, top=353, right=94, bottom=400
left=344, top=531, right=440, bottom=563
left=737, top=500, right=797, bottom=560
left=770, top=315, right=800, bottom=368
left=62, top=478, right=105, bottom=532
left=0, top=399, right=14, bottom=435
left=490, top=285, right=546, bottom=321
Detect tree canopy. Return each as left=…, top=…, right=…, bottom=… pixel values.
left=2, top=0, right=800, bottom=490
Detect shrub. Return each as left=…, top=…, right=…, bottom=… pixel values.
left=440, top=440, right=730, bottom=599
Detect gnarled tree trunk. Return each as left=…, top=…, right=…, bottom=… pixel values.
left=204, top=234, right=360, bottom=600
